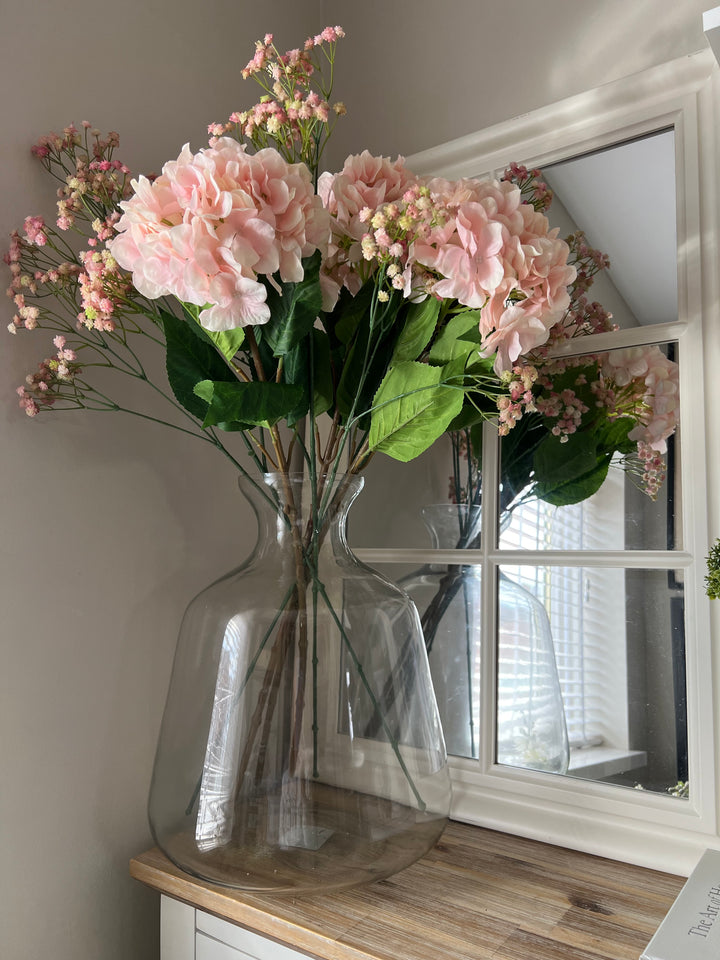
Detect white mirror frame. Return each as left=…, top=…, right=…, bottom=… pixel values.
left=356, top=49, right=720, bottom=875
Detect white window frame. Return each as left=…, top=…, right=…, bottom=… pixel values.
left=356, top=49, right=720, bottom=875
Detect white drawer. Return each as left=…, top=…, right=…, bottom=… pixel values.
left=197, top=912, right=311, bottom=960
left=197, top=931, right=250, bottom=960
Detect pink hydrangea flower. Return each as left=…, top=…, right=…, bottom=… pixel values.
left=410, top=177, right=576, bottom=373
left=604, top=345, right=679, bottom=453
left=109, top=139, right=329, bottom=330
left=318, top=151, right=417, bottom=308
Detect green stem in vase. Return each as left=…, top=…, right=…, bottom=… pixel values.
left=312, top=574, right=426, bottom=812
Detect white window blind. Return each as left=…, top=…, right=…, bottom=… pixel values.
left=499, top=466, right=627, bottom=749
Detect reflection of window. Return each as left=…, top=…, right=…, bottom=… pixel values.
left=500, top=467, right=628, bottom=752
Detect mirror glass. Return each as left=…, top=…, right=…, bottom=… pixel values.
left=349, top=128, right=687, bottom=799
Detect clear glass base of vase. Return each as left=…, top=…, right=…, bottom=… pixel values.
left=157, top=781, right=446, bottom=894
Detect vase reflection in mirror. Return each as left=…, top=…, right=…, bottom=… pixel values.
left=401, top=504, right=569, bottom=773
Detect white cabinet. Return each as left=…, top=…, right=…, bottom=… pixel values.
left=161, top=896, right=311, bottom=960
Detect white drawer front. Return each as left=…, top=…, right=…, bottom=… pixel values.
left=196, top=931, right=250, bottom=960
left=197, top=913, right=311, bottom=960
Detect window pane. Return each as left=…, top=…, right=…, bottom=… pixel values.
left=497, top=565, right=688, bottom=798
left=543, top=129, right=677, bottom=329
left=349, top=433, right=483, bottom=550
left=499, top=342, right=680, bottom=552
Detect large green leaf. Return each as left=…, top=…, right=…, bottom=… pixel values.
left=194, top=380, right=304, bottom=429
left=180, top=303, right=246, bottom=360
left=162, top=309, right=236, bottom=421
left=532, top=431, right=613, bottom=506
left=533, top=455, right=612, bottom=506
left=259, top=251, right=323, bottom=357
left=391, top=298, right=441, bottom=363
left=429, top=311, right=481, bottom=364
left=533, top=431, right=599, bottom=487
left=330, top=280, right=375, bottom=346
left=368, top=361, right=464, bottom=462
left=310, top=328, right=333, bottom=417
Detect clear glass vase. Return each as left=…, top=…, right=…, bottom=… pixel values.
left=401, top=505, right=569, bottom=774
left=149, top=473, right=451, bottom=893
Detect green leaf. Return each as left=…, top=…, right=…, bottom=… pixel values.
left=368, top=361, right=464, bottom=462
left=205, top=326, right=246, bottom=360
left=176, top=304, right=246, bottom=360
left=281, top=342, right=310, bottom=425
left=332, top=280, right=375, bottom=345
left=531, top=431, right=614, bottom=506
left=391, top=298, right=441, bottom=362
left=310, top=328, right=333, bottom=417
left=533, top=455, right=612, bottom=506
left=533, top=431, right=598, bottom=487
left=259, top=251, right=323, bottom=357
left=194, top=380, right=304, bottom=429
left=162, top=310, right=236, bottom=421
left=429, top=311, right=481, bottom=365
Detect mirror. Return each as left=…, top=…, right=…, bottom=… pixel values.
left=350, top=128, right=688, bottom=799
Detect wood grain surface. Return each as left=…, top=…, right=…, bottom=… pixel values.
left=130, top=822, right=686, bottom=960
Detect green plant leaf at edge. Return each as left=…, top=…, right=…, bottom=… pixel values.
left=368, top=360, right=464, bottom=463
left=194, top=379, right=304, bottom=430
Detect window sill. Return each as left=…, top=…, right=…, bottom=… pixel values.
left=568, top=746, right=648, bottom=780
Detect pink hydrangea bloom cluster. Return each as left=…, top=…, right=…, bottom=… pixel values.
left=602, top=345, right=679, bottom=454
left=16, top=335, right=80, bottom=417
left=416, top=176, right=575, bottom=373
left=209, top=27, right=346, bottom=169
left=320, top=157, right=576, bottom=373
left=318, top=151, right=418, bottom=306
left=109, top=139, right=329, bottom=330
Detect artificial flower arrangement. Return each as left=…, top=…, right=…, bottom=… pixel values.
left=4, top=24, right=682, bottom=893
left=6, top=26, right=676, bottom=511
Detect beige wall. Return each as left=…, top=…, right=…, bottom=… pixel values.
left=0, top=1, right=713, bottom=958
left=326, top=0, right=713, bottom=165
left=0, top=3, right=319, bottom=959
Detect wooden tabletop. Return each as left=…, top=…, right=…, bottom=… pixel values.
left=130, top=821, right=686, bottom=960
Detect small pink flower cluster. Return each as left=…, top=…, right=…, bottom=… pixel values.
left=636, top=441, right=667, bottom=499
left=240, top=25, right=344, bottom=80
left=31, top=123, right=83, bottom=159
left=536, top=386, right=590, bottom=441
left=5, top=231, right=81, bottom=325
left=109, top=139, right=329, bottom=330
left=566, top=231, right=611, bottom=298
left=16, top=335, right=80, bottom=416
left=77, top=247, right=130, bottom=332
left=497, top=364, right=539, bottom=435
left=501, top=163, right=554, bottom=213
left=210, top=27, right=346, bottom=167
left=31, top=124, right=129, bottom=232
left=23, top=216, right=47, bottom=246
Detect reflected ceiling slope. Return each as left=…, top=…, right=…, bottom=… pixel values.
left=544, top=130, right=677, bottom=327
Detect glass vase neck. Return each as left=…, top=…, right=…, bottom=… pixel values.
left=239, top=471, right=364, bottom=550
left=421, top=504, right=482, bottom=550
